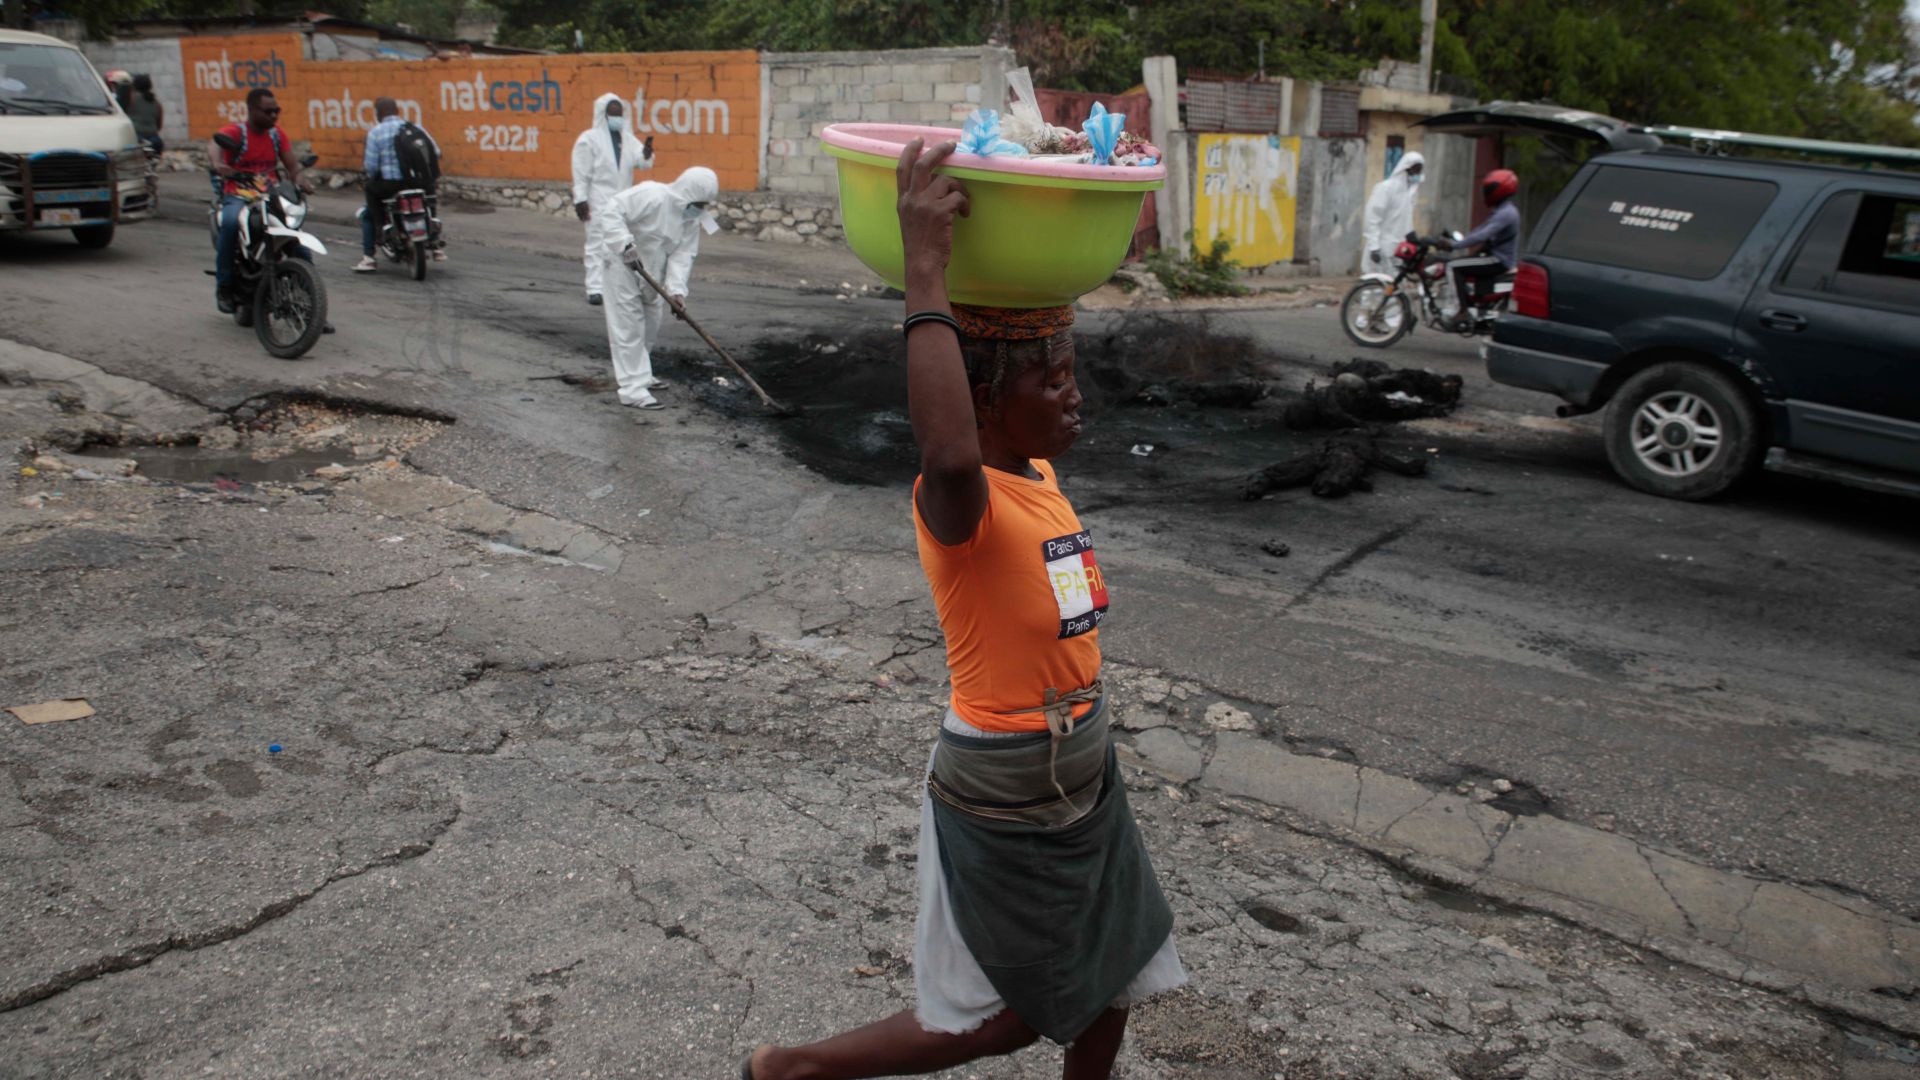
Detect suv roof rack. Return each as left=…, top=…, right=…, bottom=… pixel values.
left=1634, top=125, right=1920, bottom=169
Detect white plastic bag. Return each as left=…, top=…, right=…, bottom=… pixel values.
left=1001, top=67, right=1047, bottom=146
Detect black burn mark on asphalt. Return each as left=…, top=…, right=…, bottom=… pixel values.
left=1285, top=518, right=1424, bottom=611
left=665, top=316, right=1428, bottom=498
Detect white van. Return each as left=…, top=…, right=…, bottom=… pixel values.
left=0, top=28, right=153, bottom=248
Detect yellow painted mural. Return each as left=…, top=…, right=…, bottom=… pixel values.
left=1194, top=133, right=1300, bottom=266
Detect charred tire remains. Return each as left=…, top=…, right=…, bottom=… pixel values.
left=1603, top=362, right=1762, bottom=501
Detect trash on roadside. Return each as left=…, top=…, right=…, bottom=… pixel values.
left=713, top=376, right=734, bottom=388
left=1130, top=444, right=1155, bottom=457
left=8, top=698, right=94, bottom=725
left=19, top=466, right=37, bottom=477
left=585, top=484, right=615, bottom=500
left=1260, top=540, right=1291, bottom=558
left=851, top=965, right=886, bottom=977
left=268, top=744, right=282, bottom=754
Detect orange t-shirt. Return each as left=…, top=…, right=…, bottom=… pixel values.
left=912, top=460, right=1109, bottom=732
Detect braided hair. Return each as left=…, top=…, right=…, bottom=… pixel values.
left=958, top=333, right=1062, bottom=408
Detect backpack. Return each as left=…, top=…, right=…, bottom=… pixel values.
left=213, top=123, right=285, bottom=196
left=394, top=122, right=440, bottom=185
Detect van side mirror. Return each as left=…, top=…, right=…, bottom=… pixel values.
left=212, top=132, right=240, bottom=152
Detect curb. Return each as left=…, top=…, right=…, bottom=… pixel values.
left=1116, top=719, right=1920, bottom=1039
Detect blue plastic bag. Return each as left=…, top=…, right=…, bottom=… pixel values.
left=959, top=109, right=1029, bottom=157
left=1083, top=101, right=1125, bottom=165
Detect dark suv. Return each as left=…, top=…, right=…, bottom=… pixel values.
left=1483, top=149, right=1919, bottom=500
left=1418, top=104, right=1920, bottom=500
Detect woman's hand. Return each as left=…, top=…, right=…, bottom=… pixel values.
left=895, top=138, right=968, bottom=284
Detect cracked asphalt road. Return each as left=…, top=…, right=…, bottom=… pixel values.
left=1, top=200, right=1917, bottom=1078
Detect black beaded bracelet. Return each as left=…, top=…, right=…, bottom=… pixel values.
left=902, top=311, right=961, bottom=338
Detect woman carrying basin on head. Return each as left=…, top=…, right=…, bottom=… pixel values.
left=739, top=138, right=1185, bottom=1080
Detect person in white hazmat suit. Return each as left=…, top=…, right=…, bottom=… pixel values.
left=600, top=166, right=721, bottom=410
left=572, top=92, right=654, bottom=305
left=1360, top=151, right=1425, bottom=270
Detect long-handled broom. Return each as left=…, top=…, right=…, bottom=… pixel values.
left=629, top=262, right=798, bottom=418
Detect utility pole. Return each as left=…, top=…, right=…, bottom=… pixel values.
left=1419, top=0, right=1438, bottom=92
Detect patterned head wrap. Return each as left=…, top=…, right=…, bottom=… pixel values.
left=951, top=303, right=1075, bottom=342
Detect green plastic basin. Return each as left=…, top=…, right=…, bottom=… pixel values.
left=821, top=123, right=1165, bottom=309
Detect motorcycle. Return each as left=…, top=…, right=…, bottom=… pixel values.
left=1341, top=231, right=1513, bottom=348
left=207, top=134, right=328, bottom=359
left=360, top=187, right=443, bottom=281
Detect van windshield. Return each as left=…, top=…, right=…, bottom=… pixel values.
left=0, top=42, right=113, bottom=115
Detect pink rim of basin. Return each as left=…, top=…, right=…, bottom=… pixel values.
left=820, top=123, right=1166, bottom=189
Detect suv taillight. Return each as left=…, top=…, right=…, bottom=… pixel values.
left=1514, top=262, right=1550, bottom=319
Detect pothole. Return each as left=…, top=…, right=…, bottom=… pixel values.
left=1423, top=765, right=1551, bottom=817
left=79, top=446, right=344, bottom=485
left=1242, top=900, right=1306, bottom=934
left=39, top=398, right=449, bottom=488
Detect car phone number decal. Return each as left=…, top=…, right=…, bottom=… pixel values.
left=1607, top=201, right=1694, bottom=232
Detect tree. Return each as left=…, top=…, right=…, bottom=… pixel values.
left=1343, top=0, right=1920, bottom=148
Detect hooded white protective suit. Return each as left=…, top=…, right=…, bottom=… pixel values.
left=1361, top=151, right=1425, bottom=269
left=599, top=166, right=720, bottom=407
left=572, top=92, right=653, bottom=296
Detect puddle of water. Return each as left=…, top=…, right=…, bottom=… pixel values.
left=86, top=446, right=347, bottom=485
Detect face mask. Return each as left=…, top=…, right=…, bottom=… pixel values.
left=1408, top=172, right=1424, bottom=186
left=605, top=115, right=626, bottom=133
left=683, top=202, right=706, bottom=222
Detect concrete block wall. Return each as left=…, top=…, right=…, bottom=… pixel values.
left=79, top=37, right=190, bottom=144
left=1299, top=136, right=1368, bottom=274
left=762, top=46, right=1015, bottom=198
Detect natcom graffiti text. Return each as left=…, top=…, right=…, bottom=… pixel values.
left=307, top=89, right=423, bottom=131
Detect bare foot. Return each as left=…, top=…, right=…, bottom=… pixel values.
left=746, top=1045, right=776, bottom=1080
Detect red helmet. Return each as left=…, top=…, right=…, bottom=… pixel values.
left=1482, top=169, right=1519, bottom=204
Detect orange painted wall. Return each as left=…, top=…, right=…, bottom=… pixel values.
left=180, top=35, right=761, bottom=191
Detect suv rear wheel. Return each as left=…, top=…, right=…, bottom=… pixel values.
left=1604, top=362, right=1762, bottom=500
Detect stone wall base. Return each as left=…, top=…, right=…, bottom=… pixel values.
left=167, top=150, right=845, bottom=245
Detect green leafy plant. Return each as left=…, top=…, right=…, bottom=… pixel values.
left=1143, top=232, right=1248, bottom=298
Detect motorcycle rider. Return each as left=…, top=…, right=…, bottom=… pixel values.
left=601, top=166, right=719, bottom=409
left=354, top=96, right=443, bottom=272
left=1361, top=151, right=1424, bottom=271
left=572, top=93, right=654, bottom=306
left=1437, top=169, right=1522, bottom=330
left=209, top=87, right=312, bottom=314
